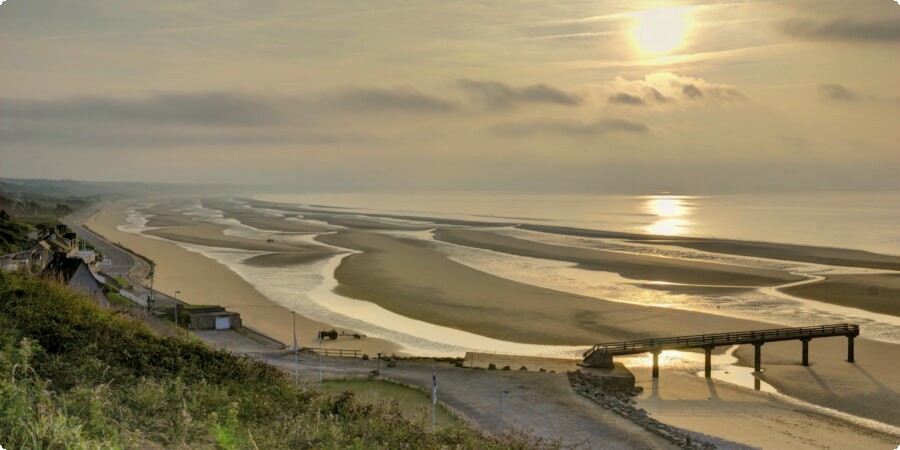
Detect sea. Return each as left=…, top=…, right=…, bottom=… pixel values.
left=255, top=190, right=900, bottom=255
left=118, top=190, right=900, bottom=428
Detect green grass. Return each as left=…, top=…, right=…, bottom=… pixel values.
left=113, top=277, right=131, bottom=290
left=106, top=292, right=135, bottom=307
left=319, top=379, right=463, bottom=429
left=0, top=272, right=553, bottom=449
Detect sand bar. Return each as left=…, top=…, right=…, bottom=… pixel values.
left=780, top=273, right=900, bottom=317
left=143, top=222, right=331, bottom=253
left=734, top=337, right=900, bottom=426
left=435, top=229, right=804, bottom=286
left=90, top=199, right=900, bottom=433
left=321, top=229, right=900, bottom=427
left=86, top=201, right=398, bottom=354
left=631, top=366, right=899, bottom=448
left=520, top=224, right=900, bottom=271
left=318, top=230, right=774, bottom=345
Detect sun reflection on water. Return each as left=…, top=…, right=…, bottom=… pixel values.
left=645, top=195, right=691, bottom=235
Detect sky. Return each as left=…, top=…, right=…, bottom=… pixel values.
left=0, top=0, right=898, bottom=193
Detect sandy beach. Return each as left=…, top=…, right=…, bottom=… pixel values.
left=86, top=200, right=400, bottom=355
left=519, top=224, right=900, bottom=271
left=434, top=229, right=804, bottom=286
left=734, top=336, right=900, bottom=426
left=781, top=273, right=900, bottom=316
left=84, top=196, right=900, bottom=441
left=318, top=230, right=779, bottom=345
left=631, top=366, right=899, bottom=449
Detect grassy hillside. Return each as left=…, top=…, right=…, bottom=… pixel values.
left=0, top=273, right=547, bottom=449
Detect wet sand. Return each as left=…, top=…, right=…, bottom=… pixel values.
left=301, top=213, right=430, bottom=231
left=321, top=229, right=900, bottom=427
left=88, top=198, right=900, bottom=439
left=242, top=252, right=336, bottom=268
left=780, top=273, right=900, bottom=317
left=734, top=337, right=900, bottom=426
left=519, top=224, right=900, bottom=271
left=318, top=230, right=774, bottom=345
left=632, top=366, right=899, bottom=449
left=435, top=229, right=804, bottom=286
left=86, top=201, right=399, bottom=355
left=143, top=222, right=326, bottom=253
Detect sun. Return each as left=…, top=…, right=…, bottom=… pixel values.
left=632, top=7, right=691, bottom=54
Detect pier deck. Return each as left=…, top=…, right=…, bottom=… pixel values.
left=583, top=323, right=859, bottom=380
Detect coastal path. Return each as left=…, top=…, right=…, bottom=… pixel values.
left=65, top=203, right=142, bottom=278
left=584, top=323, right=860, bottom=379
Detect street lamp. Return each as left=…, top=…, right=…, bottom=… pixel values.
left=147, top=265, right=155, bottom=311
left=498, top=389, right=510, bottom=432
left=292, top=311, right=299, bottom=385
left=174, top=290, right=181, bottom=327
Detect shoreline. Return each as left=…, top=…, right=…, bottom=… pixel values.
left=85, top=200, right=401, bottom=355
left=86, top=197, right=900, bottom=432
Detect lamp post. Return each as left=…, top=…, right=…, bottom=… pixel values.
left=498, top=388, right=510, bottom=432
left=174, top=290, right=181, bottom=328
left=292, top=311, right=299, bottom=385
left=147, top=265, right=155, bottom=311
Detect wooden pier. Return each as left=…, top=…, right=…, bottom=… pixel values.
left=583, top=323, right=859, bottom=378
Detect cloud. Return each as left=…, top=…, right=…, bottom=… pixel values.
left=818, top=84, right=859, bottom=102
left=606, top=72, right=744, bottom=107
left=817, top=83, right=900, bottom=104
left=682, top=84, right=703, bottom=99
left=779, top=18, right=900, bottom=43
left=2, top=92, right=281, bottom=127
left=1, top=87, right=458, bottom=130
left=608, top=93, right=646, bottom=106
left=458, top=79, right=583, bottom=110
left=492, top=118, right=649, bottom=137
left=324, top=87, right=457, bottom=113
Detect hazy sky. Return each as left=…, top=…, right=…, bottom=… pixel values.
left=1, top=0, right=898, bottom=193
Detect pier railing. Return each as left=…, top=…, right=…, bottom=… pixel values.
left=586, top=323, right=859, bottom=357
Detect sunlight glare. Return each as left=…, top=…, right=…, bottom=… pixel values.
left=632, top=7, right=690, bottom=54
left=645, top=195, right=690, bottom=235
left=650, top=197, right=683, bottom=217
left=647, top=218, right=686, bottom=235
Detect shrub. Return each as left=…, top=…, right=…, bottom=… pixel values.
left=0, top=273, right=549, bottom=449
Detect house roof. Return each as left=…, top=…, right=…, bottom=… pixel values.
left=44, top=253, right=85, bottom=283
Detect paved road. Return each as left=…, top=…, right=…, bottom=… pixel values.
left=250, top=349, right=676, bottom=449
left=65, top=204, right=673, bottom=448
left=65, top=204, right=181, bottom=308
left=65, top=204, right=139, bottom=278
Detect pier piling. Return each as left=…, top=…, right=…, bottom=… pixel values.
left=801, top=338, right=810, bottom=366
left=753, top=342, right=763, bottom=373
left=582, top=323, right=860, bottom=379
left=848, top=336, right=855, bottom=363
left=703, top=346, right=713, bottom=378
left=651, top=351, right=660, bottom=378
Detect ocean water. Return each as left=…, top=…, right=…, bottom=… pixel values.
left=114, top=194, right=900, bottom=425
left=118, top=196, right=900, bottom=349
left=255, top=191, right=900, bottom=255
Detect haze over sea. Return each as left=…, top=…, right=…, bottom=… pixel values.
left=119, top=189, right=891, bottom=350
left=257, top=190, right=900, bottom=256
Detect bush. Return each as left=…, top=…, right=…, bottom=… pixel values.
left=0, top=273, right=549, bottom=449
